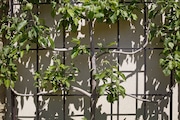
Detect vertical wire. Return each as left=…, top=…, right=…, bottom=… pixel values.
left=117, top=1, right=124, bottom=118
left=170, top=72, right=173, bottom=120
left=62, top=25, right=66, bottom=120
left=117, top=20, right=120, bottom=120
left=9, top=0, right=15, bottom=119
left=35, top=3, right=40, bottom=120
left=143, top=1, right=147, bottom=119
left=169, top=6, right=175, bottom=120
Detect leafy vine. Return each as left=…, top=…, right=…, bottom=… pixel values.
left=149, top=0, right=180, bottom=82
left=0, top=1, right=54, bottom=87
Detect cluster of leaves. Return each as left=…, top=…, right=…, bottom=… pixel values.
left=149, top=0, right=180, bottom=82
left=51, top=0, right=138, bottom=31
left=71, top=38, right=89, bottom=59
left=95, top=61, right=126, bottom=103
left=0, top=1, right=54, bottom=87
left=34, top=56, right=78, bottom=91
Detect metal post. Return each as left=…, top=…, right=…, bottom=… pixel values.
left=62, top=25, right=66, bottom=120
left=117, top=20, right=120, bottom=120
left=170, top=72, right=173, bottom=120
left=36, top=4, right=40, bottom=120
left=143, top=1, right=147, bottom=120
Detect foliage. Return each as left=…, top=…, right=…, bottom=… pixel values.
left=149, top=0, right=180, bottom=82
left=0, top=1, right=54, bottom=88
left=1, top=1, right=180, bottom=119
left=34, top=55, right=78, bottom=91
left=51, top=0, right=138, bottom=31
left=49, top=0, right=138, bottom=102
left=0, top=0, right=139, bottom=105
left=71, top=38, right=89, bottom=59
left=95, top=61, right=126, bottom=103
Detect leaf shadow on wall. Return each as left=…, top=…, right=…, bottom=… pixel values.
left=111, top=19, right=170, bottom=119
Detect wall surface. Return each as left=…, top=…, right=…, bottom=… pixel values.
left=4, top=2, right=180, bottom=120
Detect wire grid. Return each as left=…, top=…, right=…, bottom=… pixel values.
left=8, top=0, right=173, bottom=120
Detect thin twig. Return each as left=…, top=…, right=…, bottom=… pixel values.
left=126, top=93, right=158, bottom=103
left=10, top=85, right=91, bottom=97
left=52, top=39, right=148, bottom=55
left=70, top=86, right=91, bottom=97
left=10, top=87, right=55, bottom=96
left=111, top=39, right=148, bottom=55
left=53, top=47, right=73, bottom=51
left=11, top=86, right=159, bottom=103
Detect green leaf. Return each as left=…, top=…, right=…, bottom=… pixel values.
left=71, top=49, right=79, bottom=59
left=49, top=37, right=55, bottom=49
left=99, top=84, right=108, bottom=95
left=88, top=11, right=94, bottom=19
left=65, top=81, right=70, bottom=88
left=175, top=70, right=180, bottom=83
left=94, top=12, right=104, bottom=18
left=107, top=41, right=117, bottom=47
left=71, top=38, right=80, bottom=45
left=110, top=13, right=117, bottom=23
left=107, top=94, right=114, bottom=103
left=20, top=51, right=24, bottom=58
left=168, top=61, right=174, bottom=70
left=13, top=33, right=23, bottom=43
left=73, top=18, right=79, bottom=27
left=67, top=9, right=74, bottom=17
left=117, top=71, right=126, bottom=81
left=118, top=85, right=125, bottom=98
left=163, top=67, right=171, bottom=76
left=26, top=44, right=31, bottom=51
left=168, top=42, right=174, bottom=49
left=97, top=43, right=103, bottom=48
left=25, top=3, right=33, bottom=10
left=122, top=10, right=128, bottom=18
left=17, top=20, right=27, bottom=32
left=4, top=80, right=11, bottom=88
left=176, top=31, right=180, bottom=40
left=131, top=14, right=138, bottom=20
left=159, top=59, right=165, bottom=66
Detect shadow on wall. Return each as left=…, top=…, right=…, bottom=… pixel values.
left=135, top=50, right=170, bottom=120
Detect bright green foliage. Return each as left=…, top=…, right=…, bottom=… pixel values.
left=50, top=0, right=138, bottom=103
left=95, top=61, right=126, bottom=103
left=51, top=0, right=138, bottom=31
left=34, top=56, right=78, bottom=92
left=71, top=38, right=89, bottom=59
left=149, top=0, right=180, bottom=82
left=0, top=1, right=54, bottom=87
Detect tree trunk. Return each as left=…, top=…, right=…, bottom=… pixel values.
left=89, top=21, right=97, bottom=120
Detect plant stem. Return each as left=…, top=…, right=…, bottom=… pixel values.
left=89, top=20, right=97, bottom=120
